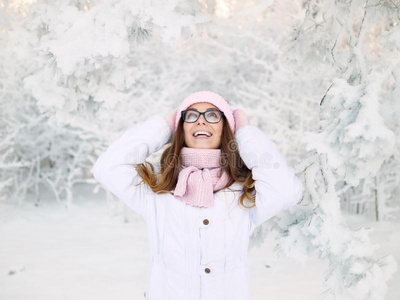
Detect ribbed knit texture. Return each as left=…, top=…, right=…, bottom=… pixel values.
left=173, top=147, right=231, bottom=208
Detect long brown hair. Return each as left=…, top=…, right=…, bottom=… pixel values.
left=134, top=115, right=256, bottom=208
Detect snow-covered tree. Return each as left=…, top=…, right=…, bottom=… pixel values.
left=284, top=0, right=400, bottom=192
left=1, top=0, right=399, bottom=298
left=338, top=156, right=400, bottom=221
left=272, top=0, right=400, bottom=299
left=19, top=0, right=316, bottom=208
left=0, top=1, right=103, bottom=207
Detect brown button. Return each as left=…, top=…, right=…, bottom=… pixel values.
left=203, top=219, right=209, bottom=225
left=204, top=268, right=211, bottom=274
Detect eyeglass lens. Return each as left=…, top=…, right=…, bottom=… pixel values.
left=184, top=110, right=222, bottom=123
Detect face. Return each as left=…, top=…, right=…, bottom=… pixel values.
left=183, top=102, right=224, bottom=149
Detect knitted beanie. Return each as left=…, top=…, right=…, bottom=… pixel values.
left=173, top=91, right=235, bottom=133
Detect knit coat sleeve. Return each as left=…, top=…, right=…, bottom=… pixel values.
left=234, top=125, right=304, bottom=230
left=91, top=115, right=172, bottom=221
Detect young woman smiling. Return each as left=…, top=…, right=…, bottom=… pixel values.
left=92, top=90, right=304, bottom=300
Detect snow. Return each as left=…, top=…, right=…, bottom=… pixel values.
left=1, top=184, right=399, bottom=300
left=1, top=0, right=400, bottom=299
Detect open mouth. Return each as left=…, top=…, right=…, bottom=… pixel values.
left=193, top=131, right=213, bottom=139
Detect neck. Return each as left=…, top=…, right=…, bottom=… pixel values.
left=180, top=147, right=222, bottom=169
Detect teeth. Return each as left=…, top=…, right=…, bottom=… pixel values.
left=194, top=131, right=212, bottom=137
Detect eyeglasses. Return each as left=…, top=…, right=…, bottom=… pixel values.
left=181, top=109, right=224, bottom=123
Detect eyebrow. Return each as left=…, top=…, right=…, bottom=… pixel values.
left=187, top=108, right=217, bottom=112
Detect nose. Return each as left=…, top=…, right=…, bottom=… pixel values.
left=197, top=114, right=207, bottom=125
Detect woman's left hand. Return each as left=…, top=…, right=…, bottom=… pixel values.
left=233, top=108, right=250, bottom=133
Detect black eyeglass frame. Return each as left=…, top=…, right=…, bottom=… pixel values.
left=181, top=109, right=225, bottom=124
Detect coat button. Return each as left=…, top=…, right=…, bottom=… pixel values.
left=203, top=219, right=209, bottom=225
left=204, top=267, right=211, bottom=274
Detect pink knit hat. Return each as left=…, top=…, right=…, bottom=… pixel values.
left=174, top=91, right=235, bottom=133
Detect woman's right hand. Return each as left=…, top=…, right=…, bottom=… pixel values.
left=164, top=109, right=178, bottom=133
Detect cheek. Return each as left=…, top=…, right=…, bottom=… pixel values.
left=183, top=124, right=192, bottom=138
left=213, top=125, right=223, bottom=137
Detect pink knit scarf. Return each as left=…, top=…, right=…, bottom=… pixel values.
left=173, top=147, right=231, bottom=208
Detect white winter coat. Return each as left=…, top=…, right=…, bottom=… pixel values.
left=92, top=115, right=304, bottom=300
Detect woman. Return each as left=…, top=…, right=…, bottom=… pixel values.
left=92, top=90, right=304, bottom=300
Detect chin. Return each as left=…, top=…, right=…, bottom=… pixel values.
left=195, top=144, right=219, bottom=149
left=186, top=137, right=221, bottom=149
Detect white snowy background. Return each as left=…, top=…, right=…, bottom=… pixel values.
left=1, top=0, right=399, bottom=299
